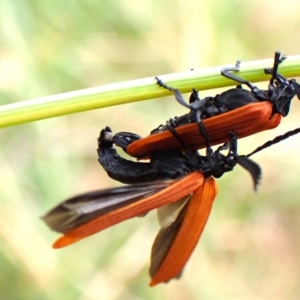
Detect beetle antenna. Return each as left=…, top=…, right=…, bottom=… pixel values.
left=247, top=127, right=300, bottom=157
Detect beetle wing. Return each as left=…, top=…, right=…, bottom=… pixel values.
left=149, top=177, right=218, bottom=286
left=51, top=171, right=204, bottom=249
left=150, top=196, right=190, bottom=278
left=128, top=102, right=281, bottom=157
left=149, top=199, right=189, bottom=282
left=42, top=181, right=172, bottom=233
left=156, top=196, right=189, bottom=228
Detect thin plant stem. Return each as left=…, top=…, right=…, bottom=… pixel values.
left=0, top=55, right=300, bottom=128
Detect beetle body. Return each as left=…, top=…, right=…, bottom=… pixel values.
left=42, top=127, right=260, bottom=286
left=127, top=102, right=281, bottom=155
left=115, top=52, right=300, bottom=158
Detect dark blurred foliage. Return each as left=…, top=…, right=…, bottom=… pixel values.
left=1, top=1, right=300, bottom=299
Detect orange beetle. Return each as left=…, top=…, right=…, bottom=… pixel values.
left=114, top=52, right=300, bottom=158
left=42, top=127, right=261, bottom=286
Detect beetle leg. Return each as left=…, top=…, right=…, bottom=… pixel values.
left=221, top=60, right=259, bottom=93
left=155, top=77, right=212, bottom=149
left=155, top=76, right=191, bottom=109
left=189, top=88, right=201, bottom=104
left=268, top=51, right=286, bottom=85
left=112, top=131, right=142, bottom=151
left=165, top=122, right=186, bottom=147
left=194, top=109, right=211, bottom=149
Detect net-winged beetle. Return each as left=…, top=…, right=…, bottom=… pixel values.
left=42, top=126, right=262, bottom=286
left=115, top=52, right=300, bottom=158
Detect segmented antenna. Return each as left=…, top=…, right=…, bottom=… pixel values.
left=247, top=127, right=300, bottom=158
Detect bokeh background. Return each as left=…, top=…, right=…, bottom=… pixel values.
left=1, top=1, right=300, bottom=299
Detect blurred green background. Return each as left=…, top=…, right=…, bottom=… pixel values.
left=1, top=1, right=300, bottom=299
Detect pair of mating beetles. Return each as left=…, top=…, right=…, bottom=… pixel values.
left=42, top=52, right=300, bottom=286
